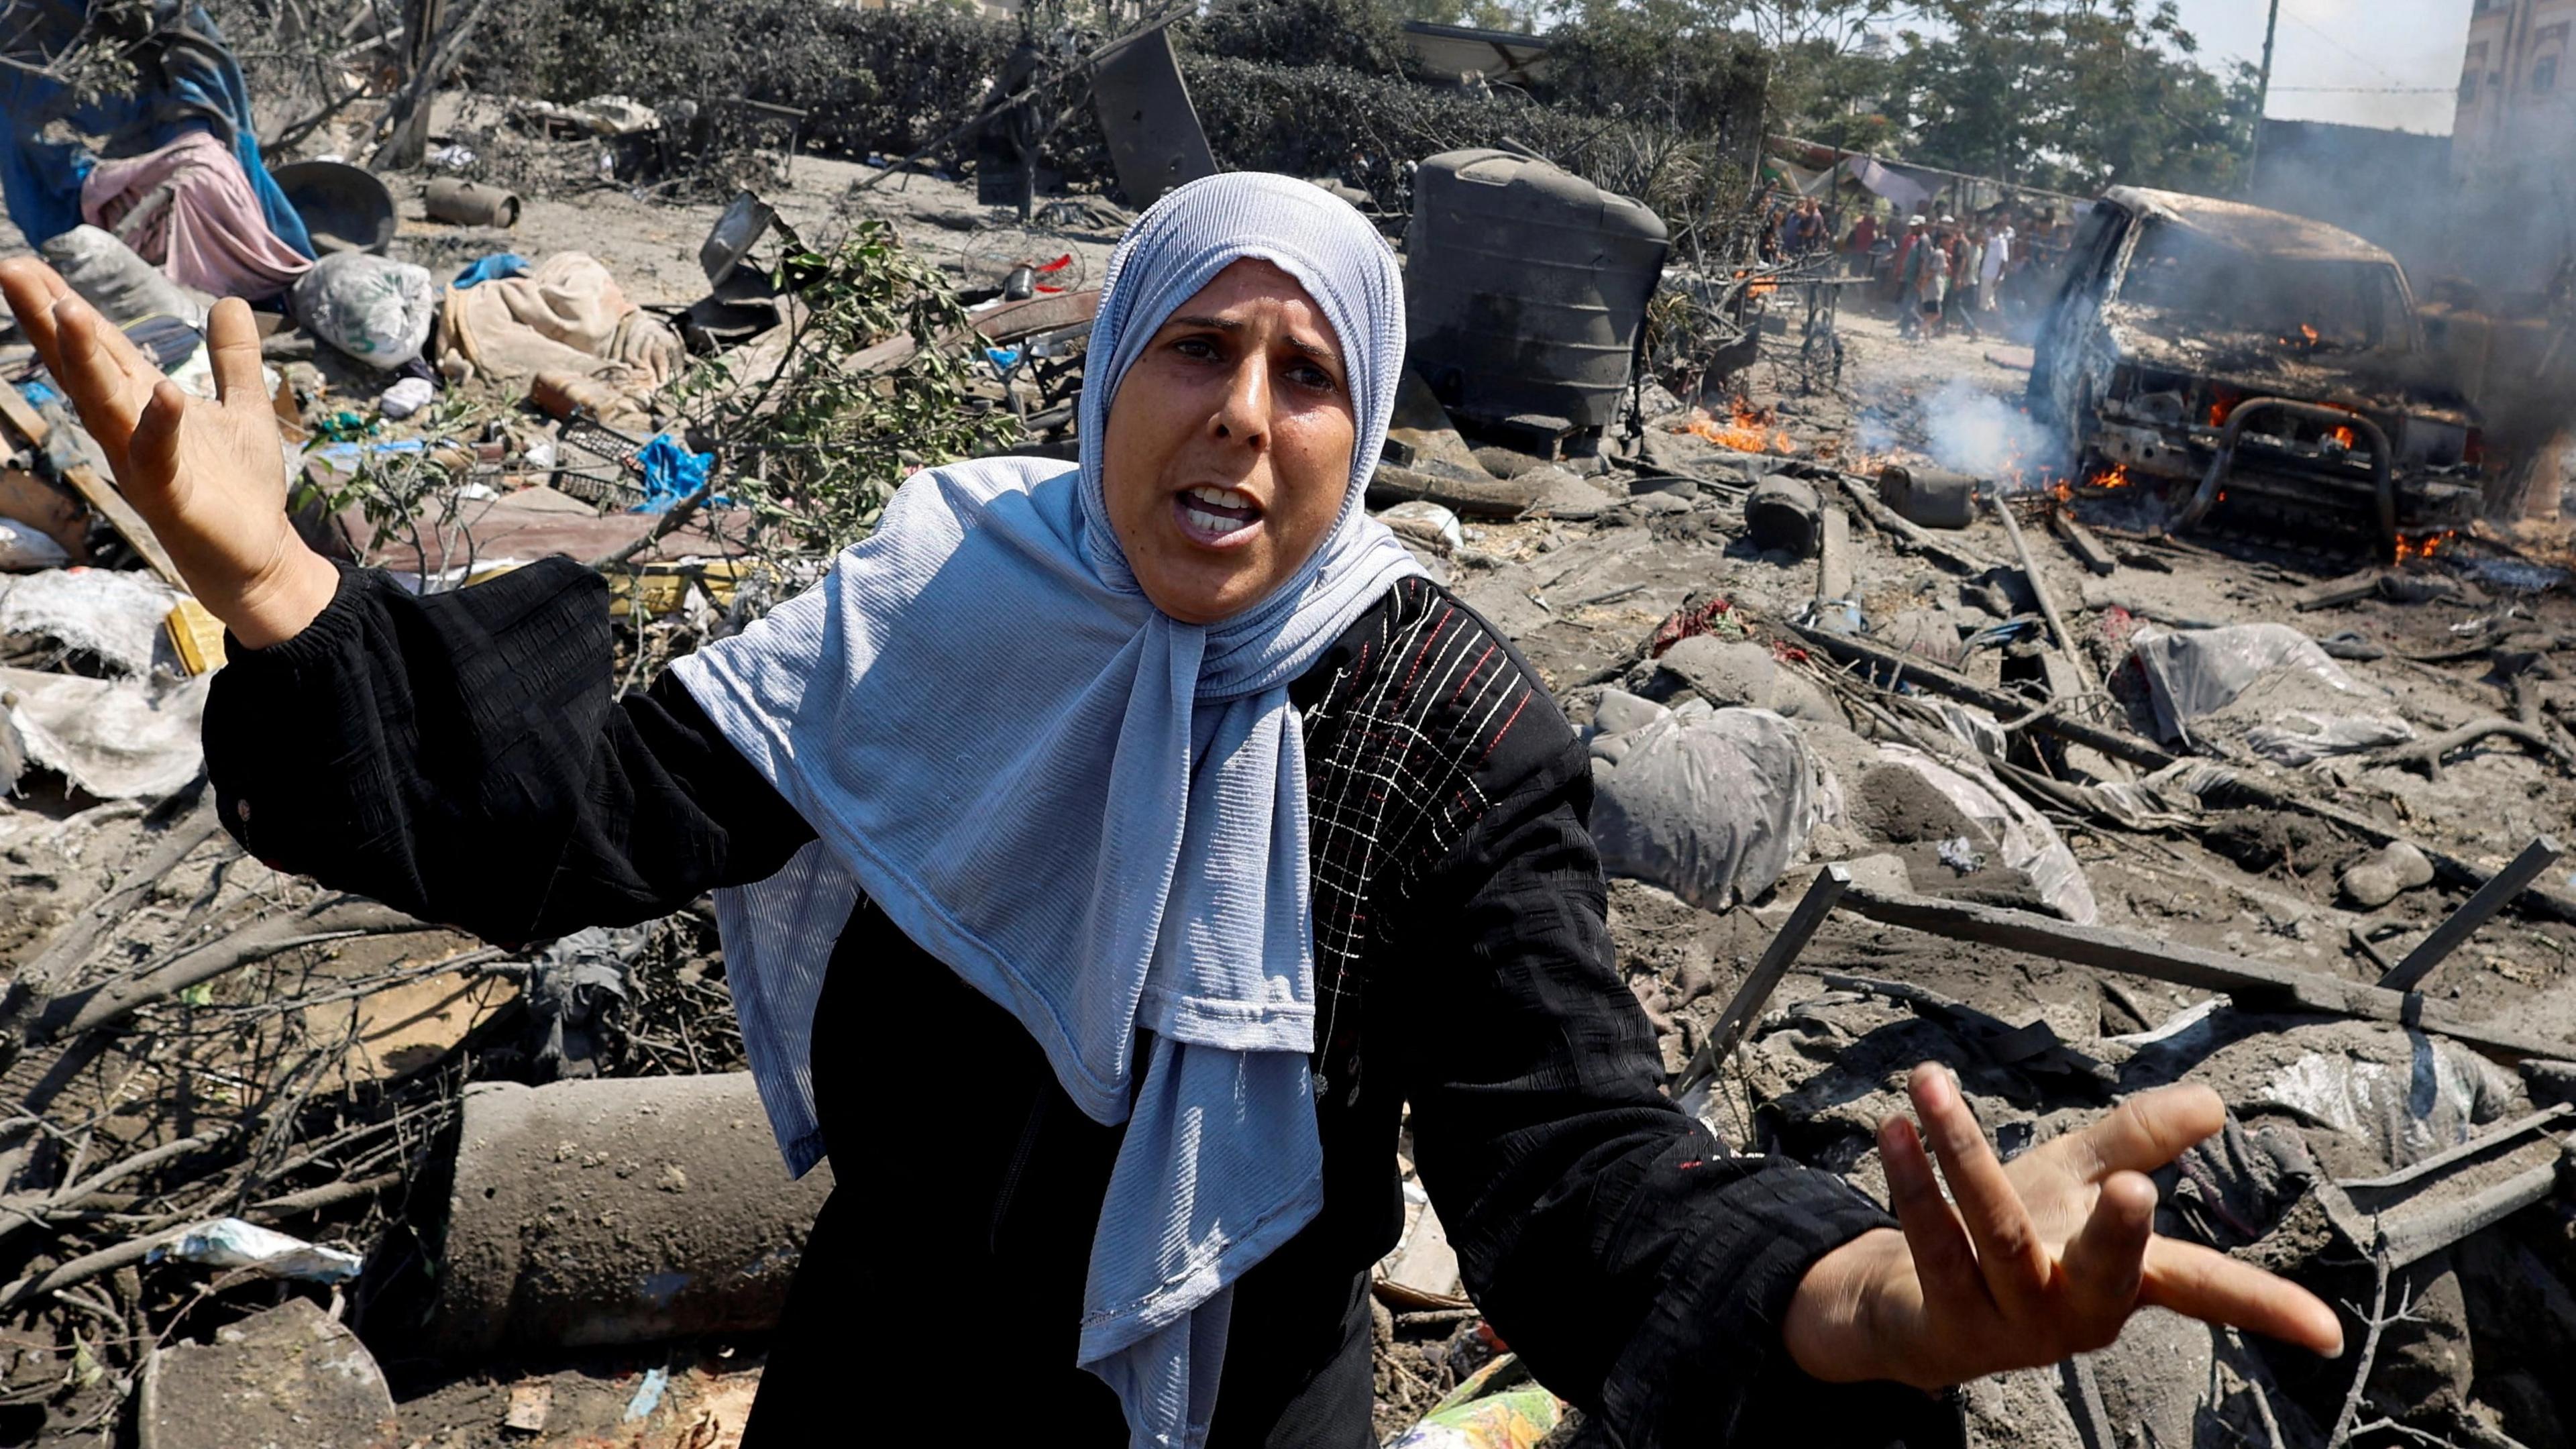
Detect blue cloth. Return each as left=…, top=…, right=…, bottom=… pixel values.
left=451, top=253, right=531, bottom=289
left=632, top=434, right=717, bottom=513
left=0, top=2, right=312, bottom=257
left=669, top=174, right=1419, bottom=1449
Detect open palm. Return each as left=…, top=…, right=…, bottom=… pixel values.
left=1786, top=1064, right=2344, bottom=1389
left=0, top=259, right=337, bottom=647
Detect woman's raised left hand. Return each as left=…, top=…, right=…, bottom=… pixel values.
left=1782, top=1063, right=2344, bottom=1389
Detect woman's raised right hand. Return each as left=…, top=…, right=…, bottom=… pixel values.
left=0, top=258, right=339, bottom=648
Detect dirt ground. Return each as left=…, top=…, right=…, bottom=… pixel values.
left=8, top=96, right=2576, bottom=1448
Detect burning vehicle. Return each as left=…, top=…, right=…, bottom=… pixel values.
left=2027, top=186, right=2486, bottom=555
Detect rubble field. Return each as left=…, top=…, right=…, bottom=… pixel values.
left=5, top=11, right=2576, bottom=1449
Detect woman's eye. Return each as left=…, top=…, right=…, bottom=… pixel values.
left=1287, top=362, right=1338, bottom=392
left=1173, top=335, right=1220, bottom=360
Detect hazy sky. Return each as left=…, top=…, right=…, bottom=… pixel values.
left=2168, top=0, right=2471, bottom=134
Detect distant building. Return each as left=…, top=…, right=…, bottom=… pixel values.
left=2452, top=0, right=2576, bottom=178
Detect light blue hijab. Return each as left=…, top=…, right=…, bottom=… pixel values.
left=670, top=172, right=1421, bottom=1447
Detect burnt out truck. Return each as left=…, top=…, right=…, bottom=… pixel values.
left=2027, top=186, right=2485, bottom=555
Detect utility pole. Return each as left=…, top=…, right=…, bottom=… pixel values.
left=2245, top=0, right=2283, bottom=194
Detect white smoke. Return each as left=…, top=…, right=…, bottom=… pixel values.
left=1920, top=378, right=2056, bottom=487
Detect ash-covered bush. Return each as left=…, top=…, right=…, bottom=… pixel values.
left=1178, top=0, right=1414, bottom=78
left=466, top=0, right=1013, bottom=160
left=455, top=0, right=1764, bottom=226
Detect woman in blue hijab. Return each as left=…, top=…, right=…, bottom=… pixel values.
left=3, top=176, right=2336, bottom=1448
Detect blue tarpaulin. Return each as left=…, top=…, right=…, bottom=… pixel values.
left=0, top=1, right=313, bottom=258
left=451, top=253, right=531, bottom=288
left=634, top=435, right=724, bottom=513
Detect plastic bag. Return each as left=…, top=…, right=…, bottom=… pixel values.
left=1589, top=692, right=1821, bottom=911
left=0, top=665, right=207, bottom=799
left=38, top=224, right=209, bottom=329
left=291, top=252, right=437, bottom=367
left=2245, top=710, right=2415, bottom=766
left=0, top=568, right=182, bottom=676
left=2129, top=623, right=2359, bottom=743
left=154, top=1218, right=364, bottom=1283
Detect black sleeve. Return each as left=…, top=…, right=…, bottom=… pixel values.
left=202, top=557, right=816, bottom=945
left=1395, top=730, right=1962, bottom=1449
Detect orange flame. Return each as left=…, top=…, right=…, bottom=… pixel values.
left=2086, top=463, right=2135, bottom=490
left=2328, top=425, right=2357, bottom=449
left=2303, top=324, right=2320, bottom=343
left=1686, top=398, right=1799, bottom=455
left=2394, top=531, right=2453, bottom=563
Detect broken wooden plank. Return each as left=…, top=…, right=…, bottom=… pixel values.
left=1837, top=886, right=2570, bottom=1063
left=58, top=464, right=182, bottom=586
left=2377, top=835, right=2567, bottom=992
left=1815, top=503, right=1854, bottom=602
left=2049, top=508, right=2117, bottom=576
left=0, top=380, right=184, bottom=586
left=1992, top=492, right=2100, bottom=703
left=2059, top=1356, right=2116, bottom=1449
left=1784, top=619, right=2180, bottom=771
left=1365, top=462, right=1543, bottom=521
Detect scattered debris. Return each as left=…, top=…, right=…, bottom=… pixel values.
left=137, top=1298, right=399, bottom=1449
left=3, top=5, right=2573, bottom=1446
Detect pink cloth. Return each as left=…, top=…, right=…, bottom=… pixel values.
left=81, top=131, right=312, bottom=301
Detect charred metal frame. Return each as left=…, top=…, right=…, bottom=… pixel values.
left=2168, top=397, right=2395, bottom=555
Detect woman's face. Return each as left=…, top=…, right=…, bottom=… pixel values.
left=1101, top=258, right=1356, bottom=625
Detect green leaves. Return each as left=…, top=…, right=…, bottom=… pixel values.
left=1767, top=0, right=2257, bottom=196
left=666, top=219, right=1022, bottom=557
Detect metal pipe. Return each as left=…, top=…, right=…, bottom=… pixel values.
left=2169, top=396, right=2394, bottom=556
left=1990, top=491, right=2097, bottom=699
left=1673, top=865, right=1851, bottom=1094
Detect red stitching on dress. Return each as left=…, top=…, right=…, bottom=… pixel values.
left=1451, top=643, right=1497, bottom=706
left=1478, top=690, right=1531, bottom=765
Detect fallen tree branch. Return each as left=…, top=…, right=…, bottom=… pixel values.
left=31, top=899, right=429, bottom=1044
left=1783, top=619, right=2178, bottom=771
left=0, top=1130, right=236, bottom=1250
left=0, top=1225, right=186, bottom=1314
left=2368, top=716, right=2576, bottom=782
left=586, top=481, right=712, bottom=570
left=244, top=1170, right=405, bottom=1222
left=1834, top=474, right=2001, bottom=576
left=0, top=800, right=228, bottom=1067
left=2326, top=1250, right=2405, bottom=1448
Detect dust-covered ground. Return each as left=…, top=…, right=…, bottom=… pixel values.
left=7, top=90, right=2576, bottom=1449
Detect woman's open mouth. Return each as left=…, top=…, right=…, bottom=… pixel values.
left=1173, top=484, right=1264, bottom=547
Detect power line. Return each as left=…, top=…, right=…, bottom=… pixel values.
left=2280, top=5, right=2408, bottom=87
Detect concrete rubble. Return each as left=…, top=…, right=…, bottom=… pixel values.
left=2, top=2, right=2575, bottom=1447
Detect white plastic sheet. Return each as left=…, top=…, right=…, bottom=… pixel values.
left=0, top=568, right=182, bottom=676
left=1870, top=743, right=2100, bottom=924
left=0, top=665, right=206, bottom=799
left=1589, top=692, right=1821, bottom=911
left=2129, top=623, right=2370, bottom=745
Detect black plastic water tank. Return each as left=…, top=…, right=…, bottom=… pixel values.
left=1404, top=149, right=1670, bottom=431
